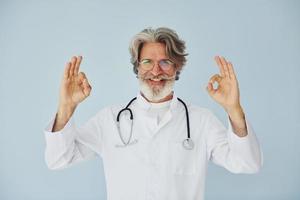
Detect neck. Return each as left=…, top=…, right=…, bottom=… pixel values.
left=140, top=91, right=174, bottom=103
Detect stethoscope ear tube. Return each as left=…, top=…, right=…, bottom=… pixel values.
left=117, top=108, right=133, bottom=122
left=116, top=97, right=137, bottom=122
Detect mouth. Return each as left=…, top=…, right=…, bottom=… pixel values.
left=147, top=78, right=166, bottom=86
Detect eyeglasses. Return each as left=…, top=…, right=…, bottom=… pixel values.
left=138, top=59, right=174, bottom=71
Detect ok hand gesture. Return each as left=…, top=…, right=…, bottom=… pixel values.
left=206, top=56, right=241, bottom=112
left=59, top=56, right=92, bottom=109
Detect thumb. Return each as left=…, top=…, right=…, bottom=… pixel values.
left=206, top=82, right=215, bottom=96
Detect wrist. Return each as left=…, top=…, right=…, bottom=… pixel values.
left=226, top=105, right=248, bottom=137
left=225, top=104, right=245, bottom=120
left=57, top=104, right=77, bottom=121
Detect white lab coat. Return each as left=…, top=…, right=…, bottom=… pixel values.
left=44, top=92, right=263, bottom=200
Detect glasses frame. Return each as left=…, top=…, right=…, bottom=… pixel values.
left=138, top=58, right=175, bottom=71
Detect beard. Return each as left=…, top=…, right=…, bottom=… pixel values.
left=138, top=73, right=175, bottom=102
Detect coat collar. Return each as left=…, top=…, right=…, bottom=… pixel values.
left=136, top=91, right=179, bottom=112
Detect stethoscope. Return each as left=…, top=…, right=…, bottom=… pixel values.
left=115, top=97, right=194, bottom=150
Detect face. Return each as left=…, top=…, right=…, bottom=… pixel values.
left=137, top=42, right=177, bottom=102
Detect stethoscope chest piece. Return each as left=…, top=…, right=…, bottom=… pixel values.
left=182, top=138, right=194, bottom=150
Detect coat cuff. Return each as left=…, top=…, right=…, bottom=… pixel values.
left=227, top=115, right=263, bottom=171
left=44, top=112, right=76, bottom=151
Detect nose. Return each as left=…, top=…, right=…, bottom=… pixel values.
left=150, top=62, right=163, bottom=76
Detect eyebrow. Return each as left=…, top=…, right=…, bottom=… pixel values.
left=140, top=58, right=170, bottom=60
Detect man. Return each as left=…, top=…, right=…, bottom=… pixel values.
left=44, top=27, right=263, bottom=200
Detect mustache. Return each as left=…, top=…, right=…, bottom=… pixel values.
left=137, top=74, right=176, bottom=81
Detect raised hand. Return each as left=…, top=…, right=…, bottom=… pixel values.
left=206, top=56, right=241, bottom=112
left=206, top=56, right=248, bottom=136
left=52, top=56, right=92, bottom=132
left=59, top=56, right=92, bottom=109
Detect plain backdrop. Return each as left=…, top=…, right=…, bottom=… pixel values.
left=0, top=0, right=299, bottom=199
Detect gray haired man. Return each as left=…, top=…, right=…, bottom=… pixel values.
left=44, top=27, right=263, bottom=200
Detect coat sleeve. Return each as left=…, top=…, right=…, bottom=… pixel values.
left=44, top=111, right=104, bottom=170
left=205, top=110, right=263, bottom=174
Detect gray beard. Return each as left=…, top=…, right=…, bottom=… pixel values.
left=139, top=79, right=175, bottom=102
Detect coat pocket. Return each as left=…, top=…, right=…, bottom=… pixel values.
left=168, top=141, right=197, bottom=175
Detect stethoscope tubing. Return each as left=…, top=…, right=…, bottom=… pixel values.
left=116, top=97, right=194, bottom=150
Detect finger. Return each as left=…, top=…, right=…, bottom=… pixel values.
left=220, top=56, right=230, bottom=78
left=64, top=62, right=71, bottom=79
left=206, top=82, right=216, bottom=96
left=74, top=55, right=82, bottom=75
left=227, top=61, right=236, bottom=79
left=68, top=59, right=74, bottom=78
left=81, top=75, right=90, bottom=87
left=209, top=74, right=222, bottom=85
left=214, top=56, right=225, bottom=77
left=70, top=56, right=77, bottom=77
left=82, top=79, right=92, bottom=96
left=78, top=71, right=87, bottom=80
left=77, top=72, right=87, bottom=86
left=83, top=78, right=91, bottom=88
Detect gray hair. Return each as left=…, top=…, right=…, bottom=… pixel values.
left=129, top=27, right=188, bottom=80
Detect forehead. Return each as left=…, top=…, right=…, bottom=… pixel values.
left=140, top=42, right=167, bottom=59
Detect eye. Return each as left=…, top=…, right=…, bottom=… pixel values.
left=159, top=59, right=173, bottom=66
left=140, top=59, right=152, bottom=64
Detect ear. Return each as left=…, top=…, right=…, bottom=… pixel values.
left=174, top=64, right=181, bottom=80
left=134, top=64, right=139, bottom=78
left=175, top=70, right=180, bottom=80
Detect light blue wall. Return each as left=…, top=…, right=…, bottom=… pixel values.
left=1, top=0, right=299, bottom=199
